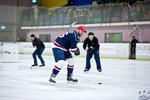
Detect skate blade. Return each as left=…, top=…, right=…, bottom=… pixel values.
left=67, top=81, right=78, bottom=84
left=49, top=81, right=56, bottom=85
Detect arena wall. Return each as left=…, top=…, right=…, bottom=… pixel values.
left=28, top=25, right=150, bottom=43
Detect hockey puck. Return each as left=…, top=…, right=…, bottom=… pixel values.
left=98, top=82, right=102, bottom=84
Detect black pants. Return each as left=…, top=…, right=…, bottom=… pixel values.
left=32, top=48, right=45, bottom=65
left=85, top=49, right=101, bottom=70
left=129, top=45, right=136, bottom=59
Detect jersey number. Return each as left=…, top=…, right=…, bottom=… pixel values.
left=59, top=32, right=69, bottom=38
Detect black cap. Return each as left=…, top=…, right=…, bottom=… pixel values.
left=31, top=34, right=35, bottom=37
left=88, top=32, right=94, bottom=36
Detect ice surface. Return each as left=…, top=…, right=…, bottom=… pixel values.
left=0, top=54, right=150, bottom=100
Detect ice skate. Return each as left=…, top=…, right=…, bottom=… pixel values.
left=67, top=74, right=78, bottom=82
left=49, top=74, right=56, bottom=83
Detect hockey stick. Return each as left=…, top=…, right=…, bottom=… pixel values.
left=69, top=21, right=78, bottom=31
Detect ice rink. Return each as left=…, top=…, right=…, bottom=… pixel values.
left=0, top=54, right=150, bottom=100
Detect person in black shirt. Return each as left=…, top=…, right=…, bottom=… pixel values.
left=129, top=36, right=138, bottom=59
left=31, top=34, right=45, bottom=67
left=83, top=32, right=102, bottom=72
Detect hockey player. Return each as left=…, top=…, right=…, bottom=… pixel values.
left=49, top=26, right=87, bottom=83
left=31, top=34, right=45, bottom=67
left=83, top=32, right=102, bottom=72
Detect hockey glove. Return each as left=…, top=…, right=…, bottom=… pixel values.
left=74, top=47, right=80, bottom=56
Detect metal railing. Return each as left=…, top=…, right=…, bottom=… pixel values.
left=19, top=2, right=150, bottom=26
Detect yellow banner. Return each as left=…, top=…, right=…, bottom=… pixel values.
left=41, top=0, right=68, bottom=8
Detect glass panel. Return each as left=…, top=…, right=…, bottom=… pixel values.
left=105, top=33, right=122, bottom=43
left=39, top=34, right=51, bottom=42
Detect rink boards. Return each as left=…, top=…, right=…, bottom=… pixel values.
left=0, top=42, right=150, bottom=59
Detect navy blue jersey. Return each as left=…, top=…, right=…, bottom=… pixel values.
left=54, top=30, right=80, bottom=52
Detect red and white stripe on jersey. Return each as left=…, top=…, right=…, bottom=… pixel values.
left=54, top=66, right=61, bottom=71
left=54, top=42, right=67, bottom=51
left=67, top=65, right=74, bottom=69
left=70, top=48, right=77, bottom=53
